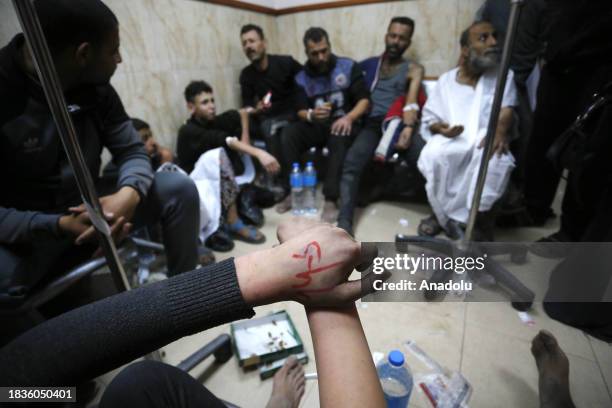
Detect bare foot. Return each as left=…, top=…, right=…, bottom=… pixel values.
left=266, top=356, right=306, bottom=408
left=531, top=330, right=575, bottom=408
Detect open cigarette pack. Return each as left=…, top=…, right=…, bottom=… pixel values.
left=230, top=311, right=306, bottom=370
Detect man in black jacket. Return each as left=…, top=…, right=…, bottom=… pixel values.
left=0, top=0, right=200, bottom=304
left=239, top=24, right=302, bottom=162
left=277, top=27, right=370, bottom=222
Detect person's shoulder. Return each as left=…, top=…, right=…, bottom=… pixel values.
left=178, top=118, right=198, bottom=136
left=240, top=63, right=254, bottom=80
left=337, top=56, right=357, bottom=66
left=438, top=68, right=458, bottom=83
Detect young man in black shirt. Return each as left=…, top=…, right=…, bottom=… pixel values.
left=176, top=80, right=280, bottom=176
left=277, top=27, right=370, bottom=222
left=239, top=24, right=302, bottom=161
left=0, top=0, right=200, bottom=304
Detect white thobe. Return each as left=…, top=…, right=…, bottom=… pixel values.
left=417, top=67, right=517, bottom=226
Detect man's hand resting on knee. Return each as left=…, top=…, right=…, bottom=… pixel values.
left=237, top=220, right=384, bottom=308
left=60, top=186, right=141, bottom=248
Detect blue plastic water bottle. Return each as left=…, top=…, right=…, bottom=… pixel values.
left=377, top=350, right=413, bottom=408
left=303, top=161, right=317, bottom=214
left=290, top=162, right=304, bottom=215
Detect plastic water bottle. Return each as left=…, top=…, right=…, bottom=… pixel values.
left=290, top=162, right=304, bottom=215
left=303, top=161, right=317, bottom=214
left=377, top=350, right=413, bottom=408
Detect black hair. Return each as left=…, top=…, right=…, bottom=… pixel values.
left=33, top=0, right=118, bottom=56
left=184, top=80, right=213, bottom=103
left=303, top=27, right=329, bottom=48
left=460, top=20, right=492, bottom=47
left=389, top=16, right=415, bottom=33
left=240, top=24, right=264, bottom=40
left=131, top=118, right=150, bottom=132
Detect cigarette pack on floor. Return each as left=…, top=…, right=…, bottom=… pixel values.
left=231, top=311, right=304, bottom=368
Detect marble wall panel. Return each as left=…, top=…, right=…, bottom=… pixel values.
left=274, top=0, right=484, bottom=77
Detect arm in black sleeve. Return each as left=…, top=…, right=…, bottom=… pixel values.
left=348, top=63, right=370, bottom=105
left=0, top=207, right=61, bottom=244
left=0, top=258, right=254, bottom=386
left=294, top=84, right=310, bottom=113
left=240, top=69, right=256, bottom=107
left=290, top=57, right=303, bottom=76
left=511, top=0, right=547, bottom=87
left=100, top=86, right=153, bottom=199
left=176, top=122, right=230, bottom=172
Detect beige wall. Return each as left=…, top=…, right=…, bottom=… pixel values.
left=0, top=0, right=484, bottom=150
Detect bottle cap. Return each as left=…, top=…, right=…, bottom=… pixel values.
left=388, top=350, right=404, bottom=367
left=292, top=162, right=300, bottom=168
left=306, top=161, right=313, bottom=166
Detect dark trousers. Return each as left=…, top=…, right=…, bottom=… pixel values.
left=338, top=117, right=425, bottom=225
left=0, top=171, right=199, bottom=296
left=250, top=112, right=295, bottom=162
left=524, top=64, right=611, bottom=229
left=280, top=120, right=356, bottom=201
left=100, top=360, right=226, bottom=408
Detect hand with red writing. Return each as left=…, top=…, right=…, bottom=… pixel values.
left=237, top=221, right=385, bottom=307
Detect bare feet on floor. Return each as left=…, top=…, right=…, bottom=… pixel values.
left=266, top=356, right=306, bottom=408
left=531, top=330, right=575, bottom=408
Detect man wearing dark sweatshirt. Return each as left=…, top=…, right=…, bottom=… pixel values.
left=0, top=0, right=200, bottom=310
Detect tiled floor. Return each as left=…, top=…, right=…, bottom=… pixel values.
left=151, top=194, right=612, bottom=408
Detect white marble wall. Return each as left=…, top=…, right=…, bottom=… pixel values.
left=0, top=0, right=484, bottom=150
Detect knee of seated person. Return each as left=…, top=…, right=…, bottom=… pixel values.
left=153, top=171, right=198, bottom=203
left=100, top=361, right=179, bottom=406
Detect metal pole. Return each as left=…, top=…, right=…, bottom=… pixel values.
left=464, top=0, right=524, bottom=243
left=12, top=0, right=130, bottom=291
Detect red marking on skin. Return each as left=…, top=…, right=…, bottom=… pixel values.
left=291, top=240, right=340, bottom=293
left=291, top=261, right=343, bottom=289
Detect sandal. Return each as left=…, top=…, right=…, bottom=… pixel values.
left=227, top=219, right=266, bottom=244
left=418, top=214, right=443, bottom=237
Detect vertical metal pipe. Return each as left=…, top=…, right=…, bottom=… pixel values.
left=464, top=0, right=524, bottom=243
left=12, top=0, right=130, bottom=291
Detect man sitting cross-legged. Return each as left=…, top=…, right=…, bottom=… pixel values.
left=417, top=20, right=517, bottom=240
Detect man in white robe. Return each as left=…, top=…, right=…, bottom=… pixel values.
left=417, top=21, right=517, bottom=239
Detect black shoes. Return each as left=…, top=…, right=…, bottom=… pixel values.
left=205, top=228, right=234, bottom=252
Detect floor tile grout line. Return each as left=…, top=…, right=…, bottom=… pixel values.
left=586, top=334, right=612, bottom=402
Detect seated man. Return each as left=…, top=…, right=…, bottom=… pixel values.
left=0, top=0, right=200, bottom=309
left=417, top=20, right=517, bottom=240
left=337, top=16, right=425, bottom=236
left=239, top=24, right=302, bottom=161
left=277, top=27, right=370, bottom=222
left=176, top=80, right=280, bottom=176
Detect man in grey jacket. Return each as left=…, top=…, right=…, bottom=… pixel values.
left=0, top=0, right=200, bottom=300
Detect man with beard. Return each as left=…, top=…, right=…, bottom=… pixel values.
left=337, top=17, right=425, bottom=236
left=239, top=24, right=302, bottom=162
left=0, top=0, right=201, bottom=308
left=416, top=21, right=517, bottom=240
left=277, top=27, right=370, bottom=222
